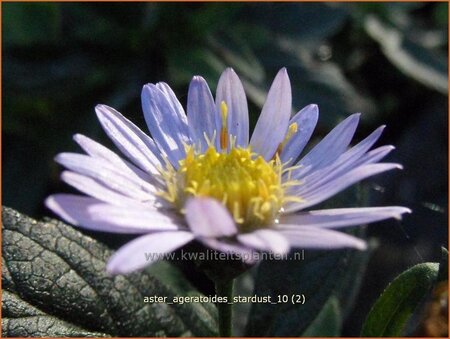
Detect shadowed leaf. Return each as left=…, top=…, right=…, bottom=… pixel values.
left=361, top=262, right=439, bottom=336
left=2, top=207, right=218, bottom=337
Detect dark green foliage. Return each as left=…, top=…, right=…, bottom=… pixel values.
left=245, top=248, right=365, bottom=336
left=2, top=207, right=218, bottom=337
left=361, top=263, right=440, bottom=336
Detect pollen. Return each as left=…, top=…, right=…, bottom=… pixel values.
left=273, top=122, right=298, bottom=160
left=220, top=101, right=229, bottom=151
left=160, top=145, right=301, bottom=232
left=158, top=102, right=302, bottom=232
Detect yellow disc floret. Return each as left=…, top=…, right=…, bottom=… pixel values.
left=158, top=102, right=302, bottom=233
left=164, top=146, right=285, bottom=232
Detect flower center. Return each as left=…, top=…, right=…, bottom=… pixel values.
left=159, top=102, right=301, bottom=232
left=184, top=146, right=285, bottom=231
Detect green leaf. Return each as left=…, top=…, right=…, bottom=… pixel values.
left=3, top=3, right=61, bottom=46
left=437, top=247, right=448, bottom=283
left=2, top=207, right=218, bottom=337
left=433, top=3, right=448, bottom=26
left=2, top=290, right=109, bottom=337
left=245, top=245, right=367, bottom=336
left=364, top=15, right=448, bottom=95
left=302, top=296, right=342, bottom=337
left=361, top=262, right=439, bottom=337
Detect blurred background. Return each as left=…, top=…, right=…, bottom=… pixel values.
left=3, top=2, right=448, bottom=336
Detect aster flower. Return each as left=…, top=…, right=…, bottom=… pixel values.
left=46, top=68, right=410, bottom=275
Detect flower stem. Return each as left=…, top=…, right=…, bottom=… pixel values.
left=215, top=279, right=234, bottom=337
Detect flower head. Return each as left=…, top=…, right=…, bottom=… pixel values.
left=46, top=68, right=410, bottom=274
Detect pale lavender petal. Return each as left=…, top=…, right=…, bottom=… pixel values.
left=291, top=113, right=360, bottom=179
left=95, top=104, right=163, bottom=174
left=200, top=238, right=256, bottom=264
left=357, top=145, right=395, bottom=166
left=215, top=68, right=249, bottom=148
left=187, top=76, right=216, bottom=152
left=155, top=82, right=187, bottom=124
left=276, top=226, right=367, bottom=250
left=280, top=206, right=411, bottom=228
left=141, top=84, right=190, bottom=168
left=61, top=171, right=149, bottom=208
left=74, top=133, right=131, bottom=168
left=237, top=229, right=290, bottom=255
left=311, top=135, right=393, bottom=187
left=284, top=125, right=385, bottom=185
left=287, top=145, right=395, bottom=198
left=185, top=198, right=237, bottom=237
left=55, top=153, right=157, bottom=201
left=284, top=163, right=402, bottom=212
left=73, top=134, right=163, bottom=187
left=334, top=126, right=386, bottom=166
left=89, top=204, right=182, bottom=229
left=280, top=104, right=319, bottom=164
left=250, top=68, right=292, bottom=160
left=45, top=194, right=180, bottom=234
left=107, top=231, right=194, bottom=274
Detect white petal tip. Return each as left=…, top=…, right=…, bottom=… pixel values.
left=105, top=264, right=118, bottom=275
left=191, top=75, right=207, bottom=84
left=393, top=207, right=412, bottom=219
left=355, top=241, right=368, bottom=251
left=95, top=104, right=107, bottom=112
left=277, top=68, right=289, bottom=80
left=54, top=152, right=69, bottom=164
left=106, top=262, right=126, bottom=276
left=60, top=171, right=70, bottom=180
left=277, top=244, right=291, bottom=256
left=44, top=196, right=64, bottom=220
left=142, top=84, right=153, bottom=93
left=141, top=84, right=157, bottom=101
left=73, top=133, right=83, bottom=142
left=44, top=196, right=54, bottom=209
left=343, top=112, right=361, bottom=125
left=94, top=104, right=114, bottom=120
left=44, top=195, right=79, bottom=226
